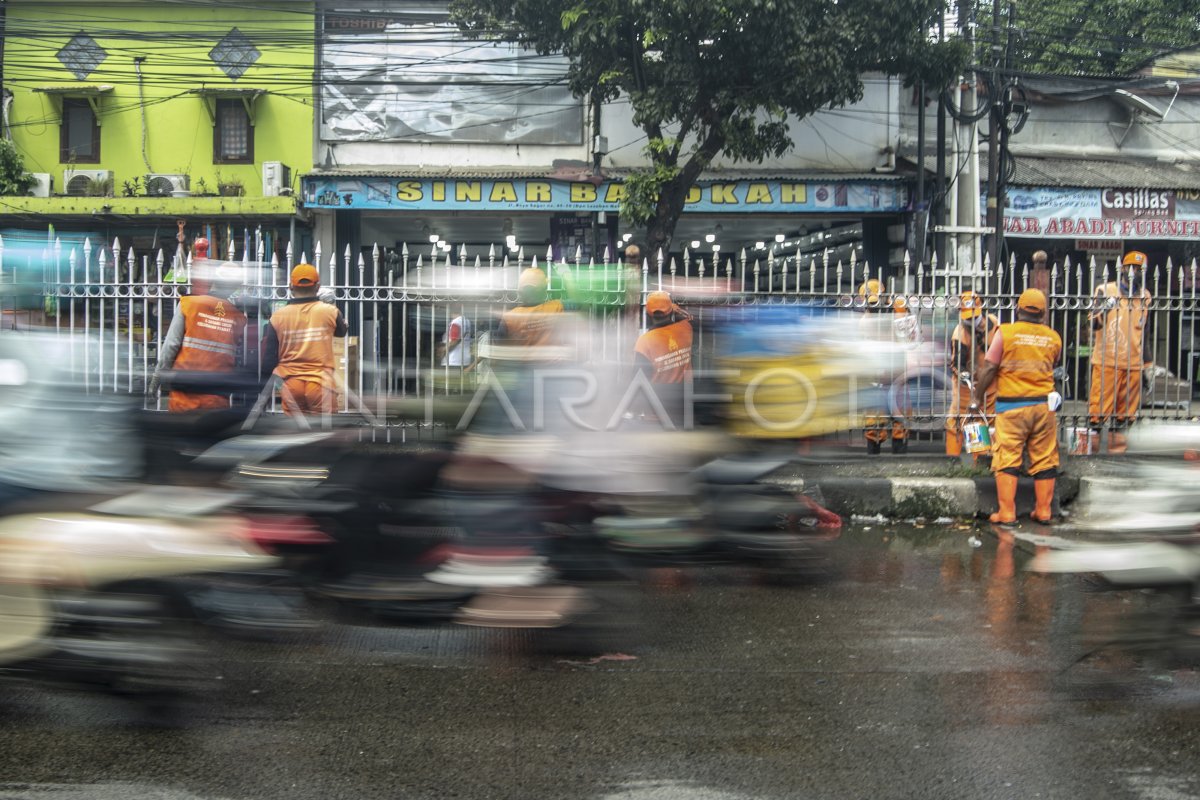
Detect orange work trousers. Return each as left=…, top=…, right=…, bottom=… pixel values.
left=945, top=381, right=995, bottom=456
left=281, top=377, right=336, bottom=417
left=168, top=391, right=230, bottom=413
left=992, top=403, right=1058, bottom=476
left=864, top=416, right=906, bottom=443
left=1088, top=363, right=1141, bottom=429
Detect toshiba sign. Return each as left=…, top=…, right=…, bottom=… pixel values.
left=1101, top=188, right=1174, bottom=219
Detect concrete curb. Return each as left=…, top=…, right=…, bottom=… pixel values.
left=773, top=470, right=1082, bottom=520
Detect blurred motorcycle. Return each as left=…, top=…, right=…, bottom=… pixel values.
left=1029, top=431, right=1200, bottom=669
left=0, top=486, right=302, bottom=719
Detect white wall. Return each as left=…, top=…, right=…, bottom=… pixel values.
left=324, top=75, right=902, bottom=174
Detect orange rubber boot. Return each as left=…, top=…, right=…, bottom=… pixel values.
left=945, top=430, right=962, bottom=457
left=989, top=472, right=1018, bottom=525
left=1031, top=478, right=1055, bottom=523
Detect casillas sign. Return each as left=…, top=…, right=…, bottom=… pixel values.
left=301, top=177, right=908, bottom=214
left=1001, top=186, right=1200, bottom=239
left=1101, top=188, right=1174, bottom=219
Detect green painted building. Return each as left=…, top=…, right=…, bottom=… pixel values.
left=1, top=0, right=314, bottom=261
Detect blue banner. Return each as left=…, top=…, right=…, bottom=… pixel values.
left=301, top=177, right=908, bottom=214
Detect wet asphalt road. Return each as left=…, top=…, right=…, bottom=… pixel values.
left=1, top=524, right=1197, bottom=800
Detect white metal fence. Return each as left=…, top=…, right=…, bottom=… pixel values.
left=1, top=229, right=1196, bottom=443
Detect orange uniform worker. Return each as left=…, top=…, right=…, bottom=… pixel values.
left=1086, top=250, right=1153, bottom=454
left=946, top=290, right=999, bottom=456
left=973, top=289, right=1063, bottom=525
left=634, top=291, right=693, bottom=384
left=261, top=264, right=348, bottom=417
left=859, top=279, right=909, bottom=454
left=152, top=260, right=247, bottom=412
left=498, top=268, right=565, bottom=348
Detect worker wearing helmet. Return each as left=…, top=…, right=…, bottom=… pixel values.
left=1084, top=250, right=1153, bottom=454
left=946, top=290, right=999, bottom=457
left=858, top=279, right=909, bottom=454
left=498, top=267, right=565, bottom=348
left=973, top=289, right=1062, bottom=524
left=634, top=291, right=693, bottom=384
left=150, top=249, right=248, bottom=412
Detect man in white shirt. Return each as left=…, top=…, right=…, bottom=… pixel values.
left=440, top=314, right=474, bottom=368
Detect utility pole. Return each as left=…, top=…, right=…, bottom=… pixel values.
left=934, top=12, right=947, bottom=268
left=985, top=2, right=1016, bottom=274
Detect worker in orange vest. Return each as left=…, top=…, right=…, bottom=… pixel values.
left=634, top=291, right=693, bottom=384
left=151, top=258, right=247, bottom=412
left=498, top=267, right=565, bottom=348
left=859, top=279, right=910, bottom=454
left=1085, top=250, right=1153, bottom=454
left=973, top=289, right=1063, bottom=524
left=261, top=264, right=347, bottom=417
left=946, top=290, right=999, bottom=457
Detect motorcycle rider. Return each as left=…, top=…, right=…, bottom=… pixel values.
left=946, top=290, right=999, bottom=457
left=973, top=289, right=1063, bottom=525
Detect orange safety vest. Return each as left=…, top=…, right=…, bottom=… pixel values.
left=996, top=321, right=1061, bottom=400
left=174, top=294, right=247, bottom=373
left=501, top=299, right=565, bottom=348
left=951, top=315, right=999, bottom=378
left=634, top=320, right=694, bottom=383
left=270, top=301, right=341, bottom=382
left=1090, top=282, right=1150, bottom=370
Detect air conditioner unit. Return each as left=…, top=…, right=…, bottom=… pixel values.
left=262, top=161, right=292, bottom=197
left=28, top=173, right=52, bottom=197
left=145, top=173, right=190, bottom=197
left=63, top=169, right=114, bottom=197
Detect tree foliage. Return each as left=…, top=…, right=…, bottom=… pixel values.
left=0, top=139, right=36, bottom=197
left=451, top=0, right=967, bottom=254
left=998, top=0, right=1200, bottom=76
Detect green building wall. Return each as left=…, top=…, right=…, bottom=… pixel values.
left=3, top=0, right=314, bottom=200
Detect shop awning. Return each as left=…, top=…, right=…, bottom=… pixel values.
left=188, top=87, right=266, bottom=126
left=32, top=84, right=113, bottom=123
left=1010, top=156, right=1200, bottom=190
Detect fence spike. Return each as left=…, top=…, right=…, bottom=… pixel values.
left=313, top=241, right=322, bottom=267
left=546, top=244, right=553, bottom=263
left=602, top=245, right=611, bottom=264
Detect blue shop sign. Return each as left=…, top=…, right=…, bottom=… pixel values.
left=301, top=177, right=908, bottom=213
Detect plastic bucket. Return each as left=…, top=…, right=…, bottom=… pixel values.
left=1067, top=427, right=1097, bottom=455
left=963, top=421, right=992, bottom=455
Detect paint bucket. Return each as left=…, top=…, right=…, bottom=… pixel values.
left=1068, top=427, right=1098, bottom=455
left=963, top=420, right=992, bottom=455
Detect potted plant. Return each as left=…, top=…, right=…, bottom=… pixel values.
left=217, top=175, right=245, bottom=197
left=194, top=177, right=215, bottom=197
left=84, top=176, right=114, bottom=197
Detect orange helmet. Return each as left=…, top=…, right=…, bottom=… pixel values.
left=959, top=290, right=983, bottom=320
left=858, top=279, right=884, bottom=307
left=1122, top=250, right=1147, bottom=268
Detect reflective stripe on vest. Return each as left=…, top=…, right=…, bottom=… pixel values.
left=997, top=321, right=1060, bottom=399
left=174, top=295, right=246, bottom=373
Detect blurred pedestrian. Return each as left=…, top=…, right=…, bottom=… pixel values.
left=945, top=290, right=999, bottom=457
left=497, top=267, right=564, bottom=348
left=973, top=288, right=1062, bottom=524
left=1083, top=250, right=1152, bottom=454
left=261, top=264, right=347, bottom=417
left=439, top=313, right=474, bottom=368
left=150, top=260, right=247, bottom=412
left=858, top=279, right=909, bottom=455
